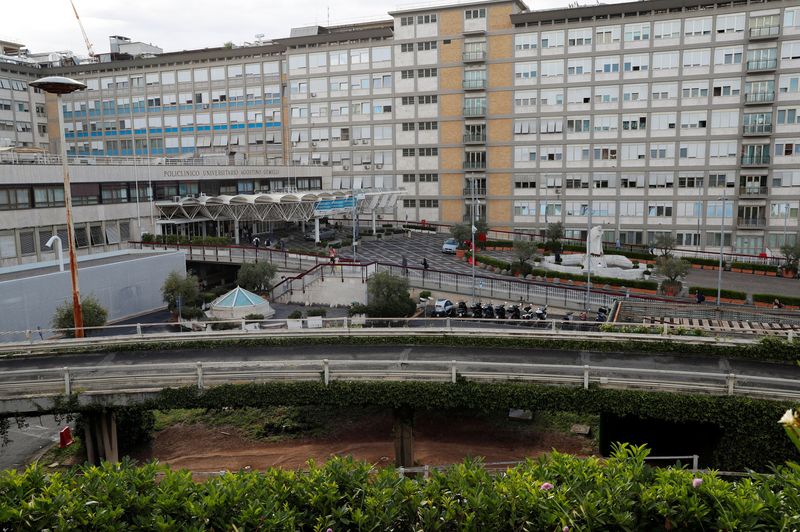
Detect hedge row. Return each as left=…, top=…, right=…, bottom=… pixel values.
left=4, top=447, right=800, bottom=530
left=754, top=293, right=800, bottom=307
left=731, top=261, right=779, bottom=273
left=140, top=234, right=231, bottom=246
left=689, top=286, right=748, bottom=301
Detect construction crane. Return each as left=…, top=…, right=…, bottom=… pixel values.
left=69, top=0, right=95, bottom=58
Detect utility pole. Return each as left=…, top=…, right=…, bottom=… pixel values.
left=471, top=177, right=476, bottom=302
left=586, top=202, right=592, bottom=313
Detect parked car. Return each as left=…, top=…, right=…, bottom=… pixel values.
left=441, top=238, right=459, bottom=254
left=433, top=299, right=456, bottom=317
left=304, top=227, right=337, bottom=241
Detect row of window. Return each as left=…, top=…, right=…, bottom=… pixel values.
left=510, top=142, right=787, bottom=162
left=514, top=43, right=798, bottom=80
left=0, top=221, right=132, bottom=260
left=511, top=169, right=800, bottom=189
left=513, top=11, right=799, bottom=51
left=402, top=199, right=439, bottom=208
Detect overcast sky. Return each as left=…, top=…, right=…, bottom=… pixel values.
left=3, top=0, right=624, bottom=57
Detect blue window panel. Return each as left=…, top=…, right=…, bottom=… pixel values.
left=231, top=124, right=245, bottom=129
left=266, top=122, right=281, bottom=128
left=120, top=149, right=133, bottom=156
left=212, top=124, right=229, bottom=130
left=147, top=106, right=161, bottom=113
left=196, top=125, right=211, bottom=131
left=151, top=148, right=164, bottom=155
left=212, top=103, right=226, bottom=109
left=180, top=126, right=195, bottom=132
left=148, top=128, right=162, bottom=134
left=166, top=147, right=180, bottom=154
left=179, top=105, right=193, bottom=111
left=135, top=149, right=146, bottom=156
left=134, top=128, right=147, bottom=134
left=180, top=147, right=195, bottom=154
left=165, top=127, right=179, bottom=133
left=247, top=123, right=263, bottom=128
left=106, top=150, right=119, bottom=156
left=63, top=112, right=73, bottom=119
left=76, top=132, right=88, bottom=138
left=65, top=132, right=75, bottom=139
left=89, top=110, right=100, bottom=117
left=119, top=130, right=132, bottom=136
left=105, top=131, right=117, bottom=136
left=90, top=131, right=102, bottom=137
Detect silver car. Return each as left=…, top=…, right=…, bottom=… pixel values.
left=442, top=238, right=459, bottom=254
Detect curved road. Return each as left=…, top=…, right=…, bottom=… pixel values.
left=2, top=343, right=798, bottom=382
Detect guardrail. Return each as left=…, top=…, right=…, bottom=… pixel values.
left=1, top=356, right=797, bottom=407
left=0, top=317, right=787, bottom=355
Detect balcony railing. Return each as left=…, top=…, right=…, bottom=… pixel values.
left=462, top=51, right=487, bottom=62
left=744, top=92, right=775, bottom=104
left=742, top=123, right=773, bottom=135
left=463, top=161, right=487, bottom=170
left=746, top=58, right=777, bottom=72
left=741, top=155, right=771, bottom=166
left=749, top=26, right=780, bottom=39
left=737, top=217, right=767, bottom=228
left=739, top=186, right=768, bottom=196
left=463, top=106, right=487, bottom=117
left=463, top=187, right=487, bottom=196
left=463, top=133, right=487, bottom=144
left=463, top=79, right=487, bottom=90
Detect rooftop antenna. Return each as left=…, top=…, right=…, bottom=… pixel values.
left=255, top=33, right=265, bottom=45
left=327, top=6, right=330, bottom=27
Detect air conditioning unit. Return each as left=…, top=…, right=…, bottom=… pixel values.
left=311, top=141, right=317, bottom=147
left=375, top=164, right=383, bottom=169
left=311, top=92, right=317, bottom=97
left=352, top=139, right=359, bottom=145
left=364, top=164, right=371, bottom=169
left=322, top=160, right=329, bottom=166
left=361, top=139, right=369, bottom=144
left=292, top=141, right=298, bottom=147
left=173, top=195, right=181, bottom=202
left=343, top=165, right=350, bottom=170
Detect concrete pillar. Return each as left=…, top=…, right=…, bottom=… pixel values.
left=393, top=405, right=414, bottom=467
left=315, top=217, right=320, bottom=243
left=372, top=210, right=376, bottom=235
left=216, top=221, right=221, bottom=237
left=83, top=410, right=119, bottom=465
left=234, top=221, right=240, bottom=245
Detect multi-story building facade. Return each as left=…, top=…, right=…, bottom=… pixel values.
left=0, top=51, right=50, bottom=150
left=2, top=0, right=800, bottom=260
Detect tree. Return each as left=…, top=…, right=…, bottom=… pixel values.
left=780, top=241, right=800, bottom=274
left=223, top=41, right=234, bottom=49
left=449, top=223, right=471, bottom=248
left=654, top=256, right=690, bottom=283
left=52, top=295, right=107, bottom=337
left=652, top=234, right=677, bottom=257
left=236, top=262, right=278, bottom=292
left=545, top=222, right=564, bottom=252
left=365, top=272, right=416, bottom=317
left=161, top=271, right=200, bottom=312
left=513, top=240, right=538, bottom=268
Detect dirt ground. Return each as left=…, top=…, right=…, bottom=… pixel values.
left=134, top=411, right=595, bottom=473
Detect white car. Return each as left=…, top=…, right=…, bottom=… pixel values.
left=441, top=238, right=459, bottom=254
left=433, top=299, right=456, bottom=317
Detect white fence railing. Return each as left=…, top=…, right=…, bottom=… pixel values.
left=1, top=357, right=797, bottom=408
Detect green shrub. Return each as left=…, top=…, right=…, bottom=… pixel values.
left=178, top=306, right=204, bottom=319
left=419, top=290, right=432, bottom=300
left=753, top=293, right=800, bottom=307
left=51, top=295, right=108, bottom=337
left=731, top=261, right=778, bottom=273
left=200, top=291, right=217, bottom=304
left=689, top=286, right=747, bottom=300
left=287, top=310, right=303, bottom=320
left=688, top=257, right=721, bottom=267
left=305, top=308, right=327, bottom=318
left=244, top=313, right=265, bottom=321
left=211, top=321, right=239, bottom=331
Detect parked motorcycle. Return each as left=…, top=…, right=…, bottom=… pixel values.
left=596, top=306, right=609, bottom=322
left=494, top=304, right=507, bottom=320
left=471, top=302, right=484, bottom=318
left=482, top=304, right=495, bottom=319
left=456, top=301, right=469, bottom=318
left=508, top=304, right=521, bottom=320
left=534, top=304, right=548, bottom=320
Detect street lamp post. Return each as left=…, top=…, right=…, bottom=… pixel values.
left=471, top=176, right=476, bottom=302
left=586, top=203, right=592, bottom=312
left=31, top=76, right=87, bottom=337
left=716, top=191, right=728, bottom=309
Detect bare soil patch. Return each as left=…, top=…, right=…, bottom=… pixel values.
left=135, top=410, right=595, bottom=472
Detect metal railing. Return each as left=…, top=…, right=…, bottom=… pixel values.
left=744, top=92, right=775, bottom=104
left=746, top=59, right=777, bottom=71
left=463, top=160, right=487, bottom=169
left=1, top=356, right=798, bottom=407
left=0, top=153, right=285, bottom=167
left=737, top=217, right=767, bottom=228
left=462, top=187, right=487, bottom=196
left=741, top=155, right=771, bottom=166
left=749, top=26, right=780, bottom=39
left=463, top=106, right=487, bottom=117
left=462, top=51, right=487, bottom=61
left=463, top=133, right=487, bottom=143
left=739, top=186, right=768, bottom=196
left=742, top=124, right=773, bottom=135
left=463, top=79, right=487, bottom=90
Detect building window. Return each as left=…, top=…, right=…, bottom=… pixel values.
left=465, top=8, right=486, bottom=19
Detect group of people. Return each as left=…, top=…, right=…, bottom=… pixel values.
left=250, top=235, right=283, bottom=250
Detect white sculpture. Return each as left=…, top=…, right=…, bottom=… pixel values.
left=587, top=226, right=604, bottom=257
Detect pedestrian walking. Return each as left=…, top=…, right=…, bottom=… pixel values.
left=329, top=247, right=337, bottom=272
left=422, top=258, right=429, bottom=270
left=774, top=298, right=785, bottom=309
left=695, top=290, right=705, bottom=304
left=252, top=236, right=260, bottom=248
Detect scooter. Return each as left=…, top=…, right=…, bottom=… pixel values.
left=456, top=301, right=469, bottom=318
left=482, top=304, right=495, bottom=319
left=596, top=306, right=609, bottom=322
left=494, top=304, right=507, bottom=320
left=534, top=304, right=548, bottom=320
left=471, top=302, right=484, bottom=318
left=508, top=304, right=521, bottom=320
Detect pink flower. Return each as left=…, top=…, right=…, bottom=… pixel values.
left=692, top=478, right=703, bottom=488
left=563, top=527, right=570, bottom=532
left=326, top=529, right=333, bottom=532
left=540, top=482, right=554, bottom=491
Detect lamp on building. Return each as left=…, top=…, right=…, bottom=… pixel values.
left=30, top=76, right=87, bottom=338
